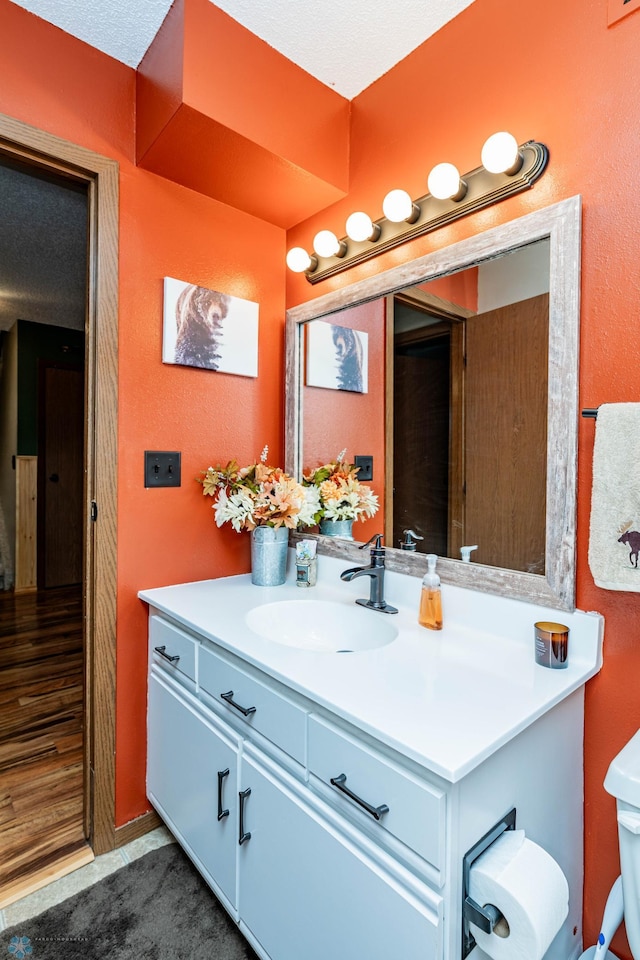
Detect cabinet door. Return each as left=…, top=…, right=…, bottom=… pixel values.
left=147, top=671, right=238, bottom=908
left=238, top=753, right=441, bottom=960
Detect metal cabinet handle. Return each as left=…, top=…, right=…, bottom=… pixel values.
left=221, top=690, right=256, bottom=717
left=154, top=644, right=180, bottom=664
left=238, top=788, right=251, bottom=845
left=217, top=768, right=230, bottom=821
left=330, top=773, right=390, bottom=821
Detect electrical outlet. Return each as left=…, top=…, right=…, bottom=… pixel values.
left=144, top=451, right=181, bottom=488
left=354, top=455, right=373, bottom=481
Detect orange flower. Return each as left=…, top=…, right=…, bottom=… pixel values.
left=198, top=448, right=312, bottom=532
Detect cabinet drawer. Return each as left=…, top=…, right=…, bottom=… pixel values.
left=149, top=616, right=198, bottom=682
left=308, top=714, right=446, bottom=871
left=199, top=645, right=306, bottom=765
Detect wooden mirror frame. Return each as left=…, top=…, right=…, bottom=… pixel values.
left=286, top=196, right=581, bottom=611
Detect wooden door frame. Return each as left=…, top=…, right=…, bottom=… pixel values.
left=0, top=113, right=118, bottom=855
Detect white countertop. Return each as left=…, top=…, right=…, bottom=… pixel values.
left=139, top=553, right=603, bottom=783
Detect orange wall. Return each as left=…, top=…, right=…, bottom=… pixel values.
left=0, top=1, right=287, bottom=826
left=285, top=1, right=640, bottom=954
left=116, top=175, right=285, bottom=821
left=421, top=270, right=479, bottom=314
left=3, top=0, right=640, bottom=953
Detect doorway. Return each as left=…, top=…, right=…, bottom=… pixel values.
left=386, top=290, right=466, bottom=557
left=0, top=113, right=119, bottom=888
left=393, top=327, right=451, bottom=556
left=386, top=288, right=548, bottom=572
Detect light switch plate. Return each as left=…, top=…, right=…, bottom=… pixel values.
left=354, top=455, right=373, bottom=481
left=144, top=451, right=181, bottom=488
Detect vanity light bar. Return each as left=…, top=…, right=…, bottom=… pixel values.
left=299, top=140, right=549, bottom=285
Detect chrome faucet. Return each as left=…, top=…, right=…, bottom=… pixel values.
left=340, top=534, right=398, bottom=615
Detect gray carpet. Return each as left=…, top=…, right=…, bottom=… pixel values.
left=1, top=842, right=259, bottom=959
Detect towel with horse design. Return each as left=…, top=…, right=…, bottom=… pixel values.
left=589, top=402, right=640, bottom=591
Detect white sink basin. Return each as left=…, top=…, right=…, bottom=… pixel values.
left=245, top=599, right=398, bottom=653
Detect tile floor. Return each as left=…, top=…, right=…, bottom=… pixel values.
left=0, top=826, right=175, bottom=932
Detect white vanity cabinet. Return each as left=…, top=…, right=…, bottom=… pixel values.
left=141, top=573, right=603, bottom=960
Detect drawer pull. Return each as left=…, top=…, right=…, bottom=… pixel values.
left=154, top=644, right=180, bottom=664
left=238, top=788, right=251, bottom=845
left=330, top=773, right=390, bottom=821
left=221, top=690, right=257, bottom=717
left=217, top=768, right=230, bottom=821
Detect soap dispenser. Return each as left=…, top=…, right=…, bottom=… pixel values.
left=419, top=554, right=443, bottom=631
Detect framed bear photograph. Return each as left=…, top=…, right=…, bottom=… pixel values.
left=163, top=277, right=259, bottom=377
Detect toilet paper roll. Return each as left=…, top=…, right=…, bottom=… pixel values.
left=468, top=829, right=569, bottom=960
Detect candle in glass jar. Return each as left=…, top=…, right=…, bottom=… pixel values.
left=534, top=621, right=569, bottom=669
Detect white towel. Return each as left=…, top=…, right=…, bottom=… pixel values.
left=589, top=403, right=640, bottom=591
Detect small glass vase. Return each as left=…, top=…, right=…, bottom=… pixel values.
left=319, top=519, right=354, bottom=540
left=250, top=525, right=290, bottom=586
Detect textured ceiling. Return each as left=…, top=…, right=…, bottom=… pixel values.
left=8, top=0, right=475, bottom=100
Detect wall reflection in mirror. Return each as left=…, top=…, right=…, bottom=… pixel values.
left=303, top=241, right=550, bottom=575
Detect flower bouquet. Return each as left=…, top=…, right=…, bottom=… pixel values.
left=303, top=449, right=378, bottom=537
left=199, top=446, right=317, bottom=585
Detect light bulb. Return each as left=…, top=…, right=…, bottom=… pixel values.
left=428, top=162, right=464, bottom=200
left=481, top=132, right=522, bottom=174
left=345, top=211, right=378, bottom=243
left=313, top=230, right=341, bottom=258
left=286, top=247, right=312, bottom=273
left=383, top=189, right=418, bottom=223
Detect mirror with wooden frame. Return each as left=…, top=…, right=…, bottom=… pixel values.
left=286, top=196, right=581, bottom=611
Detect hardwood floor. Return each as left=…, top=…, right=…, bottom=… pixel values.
left=0, top=586, right=88, bottom=900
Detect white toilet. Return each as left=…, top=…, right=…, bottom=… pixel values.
left=604, top=728, right=640, bottom=959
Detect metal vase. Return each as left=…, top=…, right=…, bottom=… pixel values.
left=319, top=519, right=354, bottom=540
left=250, top=525, right=289, bottom=586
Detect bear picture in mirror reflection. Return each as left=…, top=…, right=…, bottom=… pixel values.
left=306, top=320, right=368, bottom=394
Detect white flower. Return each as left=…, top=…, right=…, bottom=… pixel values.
left=357, top=488, right=379, bottom=519
left=323, top=490, right=361, bottom=521
left=214, top=487, right=256, bottom=533
left=298, top=485, right=321, bottom=527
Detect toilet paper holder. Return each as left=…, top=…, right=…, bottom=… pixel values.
left=462, top=807, right=517, bottom=959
